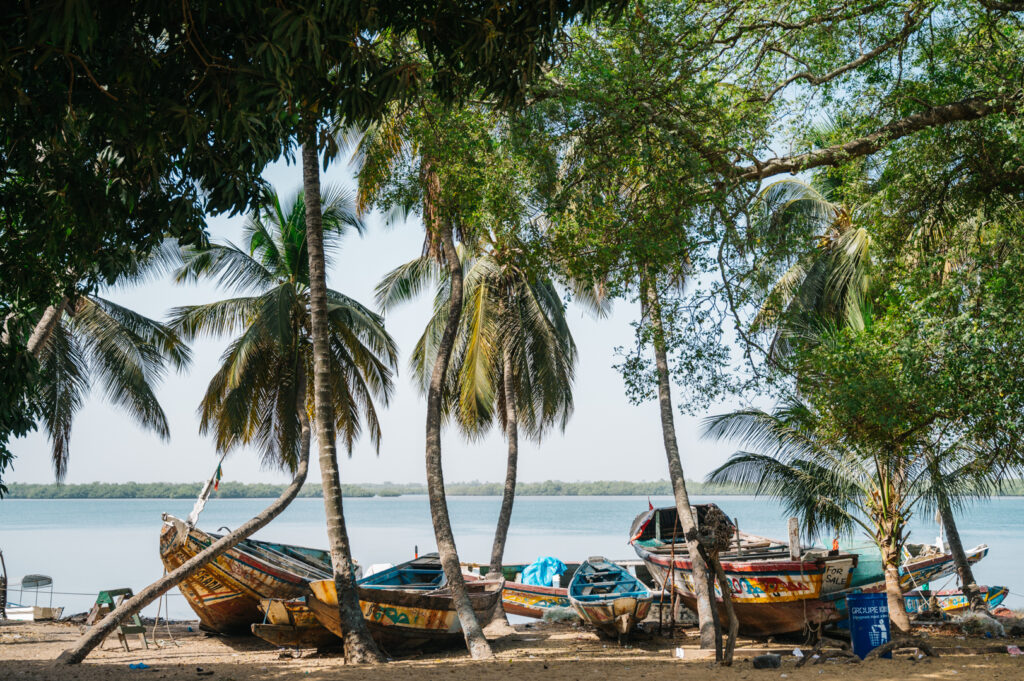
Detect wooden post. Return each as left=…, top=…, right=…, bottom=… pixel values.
left=788, top=518, right=801, bottom=561
left=669, top=516, right=678, bottom=633
left=0, top=549, right=7, bottom=620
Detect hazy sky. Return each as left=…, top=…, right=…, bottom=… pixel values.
left=10, top=158, right=745, bottom=487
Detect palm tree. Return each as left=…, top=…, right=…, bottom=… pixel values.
left=191, top=181, right=396, bottom=658
left=300, top=128, right=386, bottom=661
left=32, top=288, right=191, bottom=481
left=377, top=230, right=581, bottom=622
left=57, top=187, right=397, bottom=664
left=749, top=177, right=993, bottom=612
left=748, top=178, right=871, bottom=360
left=703, top=397, right=920, bottom=633
left=348, top=102, right=497, bottom=658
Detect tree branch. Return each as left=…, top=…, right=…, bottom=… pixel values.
left=736, top=93, right=1021, bottom=181
left=978, top=0, right=1024, bottom=10
left=759, top=4, right=926, bottom=102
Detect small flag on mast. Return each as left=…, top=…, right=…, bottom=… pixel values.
left=214, top=463, right=223, bottom=491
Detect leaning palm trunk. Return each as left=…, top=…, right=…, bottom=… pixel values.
left=926, top=458, right=986, bottom=611
left=26, top=298, right=68, bottom=358
left=423, top=160, right=493, bottom=659
left=935, top=489, right=985, bottom=611
left=302, top=136, right=384, bottom=663
left=486, top=347, right=519, bottom=625
left=646, top=283, right=717, bottom=648
left=56, top=426, right=311, bottom=664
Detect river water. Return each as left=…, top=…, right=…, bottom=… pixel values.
left=1, top=495, right=1020, bottom=619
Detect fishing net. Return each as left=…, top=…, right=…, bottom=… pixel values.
left=542, top=606, right=580, bottom=622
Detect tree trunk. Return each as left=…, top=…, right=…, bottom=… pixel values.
left=880, top=539, right=911, bottom=634
left=486, top=347, right=519, bottom=625
left=422, top=159, right=493, bottom=659
left=645, top=281, right=717, bottom=648
left=55, top=412, right=311, bottom=665
left=26, top=298, right=68, bottom=357
left=929, top=461, right=985, bottom=611
left=302, top=136, right=384, bottom=664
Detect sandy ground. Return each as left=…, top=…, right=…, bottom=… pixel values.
left=2, top=618, right=1023, bottom=681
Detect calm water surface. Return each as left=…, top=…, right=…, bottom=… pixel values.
left=1, top=495, right=1020, bottom=619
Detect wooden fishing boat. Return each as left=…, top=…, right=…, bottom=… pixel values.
left=462, top=560, right=575, bottom=619
left=501, top=581, right=573, bottom=618
left=826, top=543, right=990, bottom=619
left=463, top=569, right=574, bottom=619
left=307, top=554, right=503, bottom=652
left=847, top=541, right=989, bottom=592
left=160, top=514, right=340, bottom=633
left=630, top=505, right=860, bottom=637
left=252, top=597, right=338, bottom=649
left=902, top=585, right=1008, bottom=615
left=568, top=557, right=653, bottom=638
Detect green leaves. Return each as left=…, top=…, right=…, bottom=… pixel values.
left=171, top=186, right=397, bottom=469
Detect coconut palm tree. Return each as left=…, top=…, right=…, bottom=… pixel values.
left=377, top=230, right=582, bottom=622
left=170, top=186, right=396, bottom=466
left=748, top=178, right=871, bottom=361
left=32, top=288, right=191, bottom=481
left=299, top=130, right=386, bottom=661
left=748, top=177, right=997, bottom=612
left=639, top=273, right=721, bottom=649
left=702, top=396, right=921, bottom=633
left=183, top=182, right=396, bottom=655
left=57, top=186, right=396, bottom=664
left=346, top=102, right=500, bottom=658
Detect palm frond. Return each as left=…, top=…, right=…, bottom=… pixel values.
left=375, top=257, right=443, bottom=311
left=175, top=242, right=276, bottom=294
left=168, top=295, right=269, bottom=341
left=34, top=322, right=89, bottom=481
left=69, top=298, right=175, bottom=440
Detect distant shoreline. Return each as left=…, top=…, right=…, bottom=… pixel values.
left=7, top=479, right=1024, bottom=499
left=5, top=479, right=757, bottom=499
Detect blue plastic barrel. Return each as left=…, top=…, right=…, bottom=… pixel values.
left=847, top=592, right=891, bottom=659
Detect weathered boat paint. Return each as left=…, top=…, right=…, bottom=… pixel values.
left=251, top=623, right=339, bottom=648
left=306, top=577, right=503, bottom=652
left=159, top=515, right=334, bottom=634
left=630, top=506, right=859, bottom=636
left=828, top=545, right=991, bottom=619
left=259, top=597, right=322, bottom=629
left=902, top=585, right=1007, bottom=615
left=501, top=581, right=572, bottom=618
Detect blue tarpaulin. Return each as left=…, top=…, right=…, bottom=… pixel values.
left=521, top=557, right=567, bottom=587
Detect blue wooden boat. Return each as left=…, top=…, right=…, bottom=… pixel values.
left=308, top=553, right=503, bottom=651
left=902, top=585, right=1008, bottom=615
left=358, top=554, right=447, bottom=591
left=568, top=556, right=652, bottom=638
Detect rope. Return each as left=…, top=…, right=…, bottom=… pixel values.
left=150, top=570, right=181, bottom=647
left=38, top=589, right=186, bottom=597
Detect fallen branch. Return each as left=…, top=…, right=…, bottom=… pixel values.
left=864, top=636, right=941, bottom=661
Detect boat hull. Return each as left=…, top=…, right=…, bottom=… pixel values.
left=501, top=582, right=572, bottom=619
left=636, top=547, right=856, bottom=636
left=903, top=585, right=1007, bottom=615
left=251, top=623, right=339, bottom=649
left=159, top=517, right=328, bottom=634
left=307, top=579, right=503, bottom=652
left=568, top=558, right=653, bottom=638
left=572, top=596, right=652, bottom=636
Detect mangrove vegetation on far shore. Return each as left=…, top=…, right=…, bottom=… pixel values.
left=3, top=479, right=767, bottom=499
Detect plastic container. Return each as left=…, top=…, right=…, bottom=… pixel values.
left=847, top=592, right=891, bottom=659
